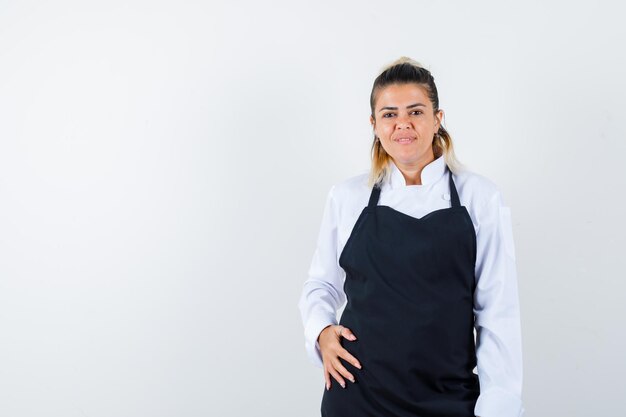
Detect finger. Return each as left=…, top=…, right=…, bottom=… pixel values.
left=338, top=347, right=362, bottom=370
left=332, top=357, right=355, bottom=384
left=327, top=363, right=347, bottom=388
left=323, top=368, right=331, bottom=391
left=341, top=326, right=358, bottom=341
left=335, top=325, right=344, bottom=338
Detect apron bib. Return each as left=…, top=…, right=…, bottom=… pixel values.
left=321, top=165, right=480, bottom=417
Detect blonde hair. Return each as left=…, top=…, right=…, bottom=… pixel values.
left=368, top=56, right=466, bottom=188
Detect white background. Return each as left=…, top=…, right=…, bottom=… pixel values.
left=1, top=1, right=624, bottom=416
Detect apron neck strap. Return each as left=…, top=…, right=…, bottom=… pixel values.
left=368, top=182, right=382, bottom=209
left=448, top=166, right=460, bottom=208
left=368, top=165, right=461, bottom=209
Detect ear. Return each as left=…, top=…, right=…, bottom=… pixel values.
left=369, top=114, right=375, bottom=128
left=435, top=109, right=444, bottom=130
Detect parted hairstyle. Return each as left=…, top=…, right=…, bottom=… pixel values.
left=368, top=56, right=465, bottom=188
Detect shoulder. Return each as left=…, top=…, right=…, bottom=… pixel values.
left=452, top=167, right=506, bottom=214
left=329, top=169, right=370, bottom=198
left=325, top=170, right=371, bottom=215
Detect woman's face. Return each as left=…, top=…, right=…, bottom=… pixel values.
left=370, top=83, right=443, bottom=166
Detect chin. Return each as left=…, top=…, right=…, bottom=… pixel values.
left=394, top=149, right=430, bottom=163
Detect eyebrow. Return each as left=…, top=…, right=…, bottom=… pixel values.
left=378, top=103, right=426, bottom=112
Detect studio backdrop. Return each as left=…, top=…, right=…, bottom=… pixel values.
left=0, top=1, right=624, bottom=416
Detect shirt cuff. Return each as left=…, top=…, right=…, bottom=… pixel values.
left=474, top=386, right=525, bottom=417
left=303, top=314, right=337, bottom=368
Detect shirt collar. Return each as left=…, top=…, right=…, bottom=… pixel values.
left=388, top=154, right=447, bottom=189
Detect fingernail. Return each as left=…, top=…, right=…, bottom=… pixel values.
left=349, top=377, right=355, bottom=383
left=326, top=382, right=330, bottom=390
left=340, top=382, right=345, bottom=388
left=355, top=363, right=362, bottom=369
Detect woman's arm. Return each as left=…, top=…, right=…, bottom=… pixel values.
left=473, top=189, right=525, bottom=417
left=298, top=185, right=347, bottom=368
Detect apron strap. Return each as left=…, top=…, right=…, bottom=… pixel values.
left=368, top=182, right=382, bottom=209
left=448, top=167, right=461, bottom=208
left=369, top=165, right=460, bottom=209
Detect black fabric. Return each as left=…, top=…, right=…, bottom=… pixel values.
left=321, top=166, right=480, bottom=417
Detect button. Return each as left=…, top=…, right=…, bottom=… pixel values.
left=442, top=193, right=450, bottom=201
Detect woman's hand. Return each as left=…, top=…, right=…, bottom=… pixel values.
left=318, top=324, right=362, bottom=390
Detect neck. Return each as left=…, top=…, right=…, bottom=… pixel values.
left=393, top=152, right=435, bottom=185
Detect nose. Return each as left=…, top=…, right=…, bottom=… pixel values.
left=395, top=116, right=412, bottom=129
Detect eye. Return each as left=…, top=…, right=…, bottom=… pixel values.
left=411, top=110, right=423, bottom=115
left=382, top=113, right=395, bottom=118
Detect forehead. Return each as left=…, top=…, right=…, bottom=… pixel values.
left=375, top=83, right=431, bottom=108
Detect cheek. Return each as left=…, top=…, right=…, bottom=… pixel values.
left=377, top=123, right=395, bottom=136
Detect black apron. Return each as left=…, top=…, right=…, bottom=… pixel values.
left=321, top=165, right=480, bottom=417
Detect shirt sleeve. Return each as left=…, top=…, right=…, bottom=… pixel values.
left=297, top=185, right=346, bottom=368
left=473, top=190, right=525, bottom=417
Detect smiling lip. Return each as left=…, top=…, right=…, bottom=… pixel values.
left=394, top=136, right=416, bottom=144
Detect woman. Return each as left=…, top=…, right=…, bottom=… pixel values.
left=298, top=57, right=524, bottom=417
